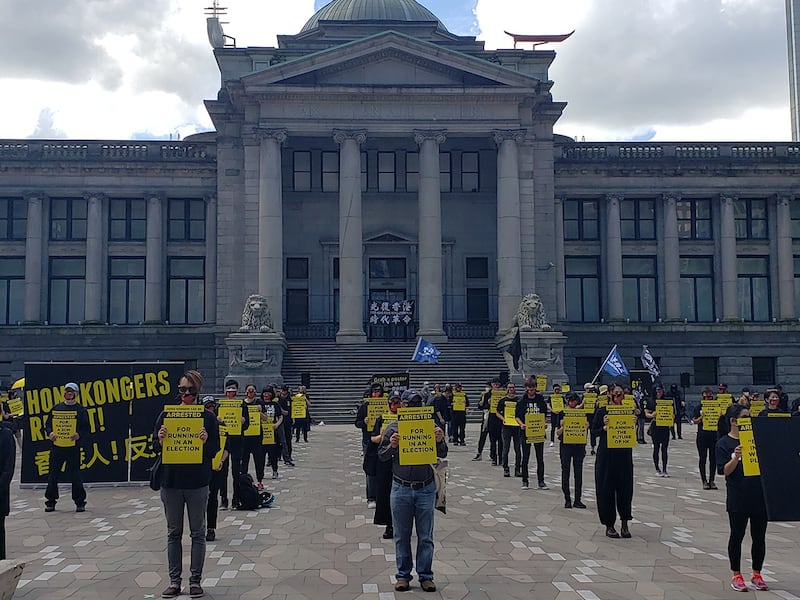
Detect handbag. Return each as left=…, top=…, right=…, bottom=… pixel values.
left=149, top=455, right=163, bottom=491
left=433, top=458, right=448, bottom=514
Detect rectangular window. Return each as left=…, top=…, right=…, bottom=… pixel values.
left=565, top=256, right=600, bottom=322
left=322, top=151, right=338, bottom=192
left=108, top=257, right=145, bottom=324
left=361, top=151, right=367, bottom=193
left=466, top=288, right=489, bottom=322
left=680, top=256, right=715, bottom=322
left=466, top=257, right=489, bottom=279
left=286, top=288, right=309, bottom=325
left=575, top=357, right=601, bottom=388
left=461, top=152, right=479, bottom=192
left=677, top=199, right=712, bottom=240
left=563, top=199, right=599, bottom=240
left=794, top=256, right=800, bottom=317
left=50, top=197, right=87, bottom=241
left=168, top=258, right=204, bottom=324
left=734, top=198, right=768, bottom=240
left=693, top=357, right=718, bottom=386
left=109, top=198, right=146, bottom=241
left=293, top=151, right=311, bottom=192
left=378, top=152, right=396, bottom=192
left=752, top=357, right=775, bottom=386
left=622, top=257, right=657, bottom=322
left=0, top=198, right=27, bottom=241
left=405, top=152, right=419, bottom=192
left=0, top=258, right=24, bottom=325
left=49, top=257, right=85, bottom=324
left=737, top=256, right=770, bottom=321
left=369, top=258, right=405, bottom=279
left=168, top=199, right=205, bottom=242
left=620, top=198, right=655, bottom=240
left=286, top=257, right=309, bottom=280
left=791, top=200, right=800, bottom=239
left=333, top=257, right=339, bottom=280
left=440, top=152, right=451, bottom=192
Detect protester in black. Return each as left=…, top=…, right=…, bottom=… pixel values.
left=484, top=379, right=503, bottom=465
left=669, top=383, right=684, bottom=440
left=44, top=382, right=90, bottom=512
left=222, top=380, right=250, bottom=508
left=356, top=383, right=384, bottom=507
left=370, top=390, right=403, bottom=540
left=432, top=387, right=450, bottom=431
left=472, top=380, right=495, bottom=461
left=645, top=386, right=671, bottom=477
left=592, top=384, right=634, bottom=539
left=555, top=392, right=588, bottom=509
left=715, top=403, right=769, bottom=592
left=277, top=385, right=294, bottom=465
left=261, top=387, right=283, bottom=480
left=203, top=396, right=228, bottom=542
left=515, top=378, right=549, bottom=490
left=0, top=422, right=14, bottom=559
left=547, top=384, right=562, bottom=446
left=450, top=383, right=469, bottom=446
left=691, top=387, right=718, bottom=490
left=496, top=383, right=521, bottom=478
left=240, top=383, right=267, bottom=489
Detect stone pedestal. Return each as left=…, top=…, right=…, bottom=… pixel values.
left=505, top=330, right=568, bottom=388
left=225, top=333, right=287, bottom=389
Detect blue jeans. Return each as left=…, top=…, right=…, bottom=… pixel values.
left=390, top=480, right=436, bottom=582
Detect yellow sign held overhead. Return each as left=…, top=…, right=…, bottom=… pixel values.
left=397, top=406, right=436, bottom=466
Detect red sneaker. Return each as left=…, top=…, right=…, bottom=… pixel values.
left=750, top=573, right=768, bottom=591
left=730, top=574, right=747, bottom=592
left=256, top=482, right=264, bottom=490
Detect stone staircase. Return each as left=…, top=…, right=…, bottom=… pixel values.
left=281, top=339, right=509, bottom=423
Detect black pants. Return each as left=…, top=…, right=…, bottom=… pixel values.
left=501, top=427, right=521, bottom=471
left=672, top=414, right=683, bottom=439
left=589, top=421, right=599, bottom=450
left=452, top=412, right=466, bottom=444
left=594, top=448, right=633, bottom=527
left=728, top=511, right=768, bottom=572
left=520, top=441, right=545, bottom=485
left=652, top=431, right=669, bottom=472
left=560, top=444, right=586, bottom=502
left=45, top=446, right=86, bottom=506
left=0, top=516, right=5, bottom=560
left=696, top=434, right=716, bottom=483
left=265, top=444, right=281, bottom=472
left=228, top=439, right=244, bottom=506
left=488, top=426, right=502, bottom=462
left=241, top=437, right=266, bottom=482
left=477, top=421, right=489, bottom=454
left=282, top=422, right=293, bottom=460
left=207, top=465, right=227, bottom=529
left=294, top=419, right=309, bottom=442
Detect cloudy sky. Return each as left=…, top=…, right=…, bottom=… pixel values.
left=0, top=0, right=791, bottom=142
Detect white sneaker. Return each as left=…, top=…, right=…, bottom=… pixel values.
left=662, top=471, right=670, bottom=477
left=549, top=442, right=554, bottom=447
left=367, top=501, right=376, bottom=509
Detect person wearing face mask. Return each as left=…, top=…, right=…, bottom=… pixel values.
left=691, top=387, right=718, bottom=490
left=515, top=377, right=549, bottom=490
left=554, top=391, right=588, bottom=509
left=760, top=389, right=787, bottom=416
left=240, top=383, right=268, bottom=490
left=645, top=386, right=672, bottom=477
left=496, top=383, right=521, bottom=478
left=261, top=387, right=283, bottom=480
left=220, top=380, right=250, bottom=509
left=152, top=370, right=220, bottom=599
left=716, top=403, right=769, bottom=592
left=370, top=389, right=403, bottom=540
left=44, top=381, right=90, bottom=513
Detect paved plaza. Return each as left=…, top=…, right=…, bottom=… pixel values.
left=7, top=424, right=800, bottom=599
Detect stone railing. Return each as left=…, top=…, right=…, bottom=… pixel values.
left=0, top=139, right=216, bottom=162
left=558, top=142, right=800, bottom=162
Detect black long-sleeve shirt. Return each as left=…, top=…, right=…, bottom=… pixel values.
left=45, top=401, right=91, bottom=446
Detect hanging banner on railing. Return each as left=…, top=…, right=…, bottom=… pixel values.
left=369, top=300, right=415, bottom=325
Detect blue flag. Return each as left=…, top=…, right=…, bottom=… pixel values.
left=602, top=346, right=629, bottom=377
left=412, top=337, right=441, bottom=364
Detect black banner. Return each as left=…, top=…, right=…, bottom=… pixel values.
left=22, top=362, right=185, bottom=485
left=369, top=372, right=410, bottom=391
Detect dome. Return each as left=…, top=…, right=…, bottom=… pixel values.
left=301, top=0, right=448, bottom=33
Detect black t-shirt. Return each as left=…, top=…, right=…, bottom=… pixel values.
left=646, top=397, right=671, bottom=433
left=278, top=394, right=292, bottom=424
left=515, top=393, right=548, bottom=421
left=715, top=434, right=766, bottom=515
left=691, top=403, right=717, bottom=439
left=496, top=395, right=519, bottom=428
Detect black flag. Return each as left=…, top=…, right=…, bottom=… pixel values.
left=506, top=329, right=522, bottom=371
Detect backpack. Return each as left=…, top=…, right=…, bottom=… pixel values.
left=236, top=473, right=263, bottom=510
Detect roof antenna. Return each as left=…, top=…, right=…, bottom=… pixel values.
left=205, top=0, right=236, bottom=48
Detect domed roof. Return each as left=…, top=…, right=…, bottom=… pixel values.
left=301, top=0, right=447, bottom=33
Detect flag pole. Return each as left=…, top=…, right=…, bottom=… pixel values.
left=591, top=344, right=618, bottom=385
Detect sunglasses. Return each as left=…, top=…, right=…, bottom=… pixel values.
left=178, top=386, right=197, bottom=395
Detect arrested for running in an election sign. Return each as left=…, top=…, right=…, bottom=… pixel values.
left=397, top=406, right=436, bottom=466
left=217, top=400, right=244, bottom=435
left=162, top=405, right=204, bottom=465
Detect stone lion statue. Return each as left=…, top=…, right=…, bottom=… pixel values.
left=512, top=293, right=551, bottom=331
left=239, top=294, right=274, bottom=332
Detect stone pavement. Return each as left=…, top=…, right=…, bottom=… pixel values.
left=7, top=424, right=800, bottom=600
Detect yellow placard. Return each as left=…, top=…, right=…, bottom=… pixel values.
left=452, top=392, right=466, bottom=412
left=489, top=389, right=505, bottom=414
left=397, top=406, right=436, bottom=466
left=702, top=399, right=721, bottom=431
left=717, top=393, right=733, bottom=405
left=366, top=397, right=387, bottom=429
left=162, top=405, right=204, bottom=465
left=217, top=399, right=243, bottom=436
left=749, top=400, right=765, bottom=417
left=244, top=404, right=262, bottom=436
left=737, top=418, right=760, bottom=476
left=261, top=420, right=275, bottom=445
left=563, top=409, right=587, bottom=444
left=583, top=393, right=597, bottom=414
left=597, top=395, right=608, bottom=408
left=606, top=406, right=636, bottom=449
left=52, top=410, right=77, bottom=448
left=503, top=401, right=517, bottom=426
left=655, top=399, right=674, bottom=427
left=550, top=394, right=564, bottom=413
left=536, top=375, right=548, bottom=391
left=382, top=411, right=398, bottom=424
left=767, top=412, right=791, bottom=417
left=213, top=425, right=228, bottom=470
left=560, top=382, right=571, bottom=392
left=7, top=398, right=23, bottom=417
left=291, top=395, right=308, bottom=420
left=622, top=395, right=635, bottom=408
left=525, top=413, right=546, bottom=443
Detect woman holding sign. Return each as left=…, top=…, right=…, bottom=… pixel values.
left=592, top=385, right=635, bottom=539
left=515, top=378, right=550, bottom=491
left=645, top=386, right=672, bottom=477
left=555, top=392, right=588, bottom=508
left=152, top=370, right=220, bottom=599
left=715, top=404, right=769, bottom=592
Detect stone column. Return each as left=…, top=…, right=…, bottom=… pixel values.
left=605, top=194, right=624, bottom=321
left=145, top=194, right=163, bottom=323
left=776, top=194, right=795, bottom=319
left=334, top=129, right=367, bottom=344
left=258, top=129, right=287, bottom=334
left=83, top=193, right=104, bottom=323
left=554, top=196, right=566, bottom=321
left=205, top=194, right=218, bottom=323
left=415, top=130, right=447, bottom=342
left=663, top=193, right=681, bottom=320
left=494, top=130, right=524, bottom=333
left=23, top=193, right=44, bottom=323
left=720, top=194, right=738, bottom=320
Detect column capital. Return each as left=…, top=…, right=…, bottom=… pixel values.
left=605, top=193, right=623, bottom=205
left=243, top=127, right=288, bottom=145
left=144, top=192, right=164, bottom=201
left=492, top=129, right=526, bottom=146
left=83, top=191, right=106, bottom=202
left=23, top=191, right=45, bottom=203
left=413, top=130, right=447, bottom=146
left=662, top=192, right=681, bottom=204
left=333, top=129, right=367, bottom=145
left=720, top=193, right=737, bottom=204
left=776, top=193, right=793, bottom=207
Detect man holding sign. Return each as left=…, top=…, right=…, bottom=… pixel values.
left=44, top=382, right=90, bottom=513
left=555, top=392, right=589, bottom=509
left=378, top=390, right=448, bottom=593
left=515, top=378, right=549, bottom=490
left=496, top=383, right=521, bottom=479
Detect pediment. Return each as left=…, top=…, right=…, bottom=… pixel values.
left=242, top=31, right=540, bottom=90
left=365, top=230, right=415, bottom=243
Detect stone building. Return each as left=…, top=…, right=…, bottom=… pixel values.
left=1, top=0, right=799, bottom=395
